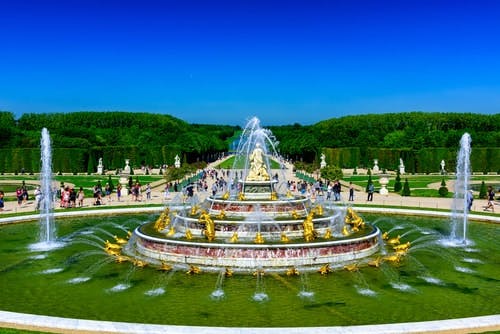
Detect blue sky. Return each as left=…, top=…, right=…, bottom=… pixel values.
left=1, top=0, right=499, bottom=125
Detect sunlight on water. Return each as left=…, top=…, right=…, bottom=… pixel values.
left=419, top=276, right=444, bottom=285
left=355, top=286, right=377, bottom=297
left=297, top=291, right=315, bottom=299
left=145, top=288, right=165, bottom=296
left=67, top=277, right=91, bottom=284
left=455, top=266, right=475, bottom=274
left=462, top=258, right=483, bottom=264
left=210, top=289, right=225, bottom=300
left=41, top=268, right=64, bottom=274
left=390, top=282, right=416, bottom=293
left=252, top=292, right=269, bottom=302
left=107, top=283, right=131, bottom=292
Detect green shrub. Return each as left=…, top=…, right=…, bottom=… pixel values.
left=401, top=178, right=411, bottom=196
left=438, top=178, right=448, bottom=197
left=479, top=181, right=487, bottom=199
left=394, top=170, right=402, bottom=192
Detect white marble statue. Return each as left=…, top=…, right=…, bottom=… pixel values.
left=174, top=155, right=181, bottom=168
left=399, top=158, right=405, bottom=175
left=372, top=159, right=380, bottom=174
left=440, top=160, right=446, bottom=174
left=123, top=159, right=131, bottom=174
left=97, top=158, right=104, bottom=174
left=320, top=153, right=327, bottom=169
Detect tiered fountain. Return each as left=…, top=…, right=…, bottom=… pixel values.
left=124, top=118, right=381, bottom=273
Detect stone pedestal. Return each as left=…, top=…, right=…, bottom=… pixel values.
left=379, top=175, right=389, bottom=196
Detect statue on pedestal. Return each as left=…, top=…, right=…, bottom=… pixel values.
left=246, top=143, right=270, bottom=181
left=320, top=153, right=327, bottom=169
left=372, top=159, right=380, bottom=174
left=399, top=158, right=405, bottom=175
left=97, top=158, right=104, bottom=175
left=440, top=160, right=446, bottom=174
left=174, top=155, right=181, bottom=168
left=123, top=159, right=131, bottom=174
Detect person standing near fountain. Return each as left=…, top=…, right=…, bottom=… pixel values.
left=0, top=191, right=4, bottom=211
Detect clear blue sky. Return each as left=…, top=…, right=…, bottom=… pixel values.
left=1, top=0, right=499, bottom=125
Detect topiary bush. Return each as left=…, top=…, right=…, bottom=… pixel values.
left=394, top=170, right=402, bottom=192
left=401, top=178, right=411, bottom=196
left=438, top=178, right=448, bottom=197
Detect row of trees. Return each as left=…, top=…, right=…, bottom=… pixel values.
left=0, top=111, right=498, bottom=173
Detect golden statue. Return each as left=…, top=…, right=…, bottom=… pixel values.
left=185, top=229, right=193, bottom=240
left=230, top=232, right=239, bottom=243
left=238, top=192, right=245, bottom=201
left=323, top=228, right=332, bottom=239
left=368, top=257, right=383, bottom=268
left=246, top=143, right=270, bottom=181
left=158, top=261, right=172, bottom=271
left=387, top=235, right=401, bottom=246
left=344, top=207, right=365, bottom=232
left=344, top=263, right=359, bottom=272
left=382, top=231, right=389, bottom=240
left=281, top=232, right=290, bottom=243
left=254, top=232, right=265, bottom=244
left=216, top=209, right=226, bottom=220
left=286, top=267, right=300, bottom=276
left=133, top=259, right=147, bottom=267
left=114, top=235, right=128, bottom=245
left=253, top=269, right=265, bottom=277
left=224, top=268, right=234, bottom=277
left=104, top=240, right=122, bottom=251
left=383, top=253, right=402, bottom=263
left=167, top=227, right=176, bottom=237
left=303, top=212, right=317, bottom=242
left=342, top=225, right=350, bottom=236
left=222, top=192, right=230, bottom=200
left=186, top=265, right=201, bottom=275
left=291, top=210, right=299, bottom=219
left=270, top=192, right=278, bottom=200
left=198, top=211, right=215, bottom=241
left=393, top=241, right=410, bottom=252
left=154, top=208, right=171, bottom=231
left=313, top=205, right=324, bottom=216
left=286, top=190, right=293, bottom=198
left=318, top=263, right=333, bottom=275
left=115, top=255, right=130, bottom=263
left=190, top=204, right=200, bottom=216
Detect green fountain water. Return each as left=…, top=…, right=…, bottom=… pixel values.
left=0, top=213, right=498, bottom=327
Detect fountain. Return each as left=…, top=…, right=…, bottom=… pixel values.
left=0, top=123, right=499, bottom=332
left=450, top=133, right=472, bottom=244
left=124, top=117, right=381, bottom=273
left=30, top=128, right=64, bottom=251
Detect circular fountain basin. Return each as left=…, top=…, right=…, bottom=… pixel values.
left=132, top=225, right=381, bottom=272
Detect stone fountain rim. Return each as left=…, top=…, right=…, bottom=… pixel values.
left=0, top=206, right=499, bottom=333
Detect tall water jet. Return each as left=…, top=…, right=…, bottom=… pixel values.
left=450, top=133, right=471, bottom=244
left=30, top=128, right=63, bottom=251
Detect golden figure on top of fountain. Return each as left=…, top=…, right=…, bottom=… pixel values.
left=246, top=143, right=270, bottom=181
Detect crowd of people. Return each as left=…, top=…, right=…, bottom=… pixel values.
left=0, top=171, right=499, bottom=213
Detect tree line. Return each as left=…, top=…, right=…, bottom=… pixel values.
left=0, top=111, right=498, bottom=173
